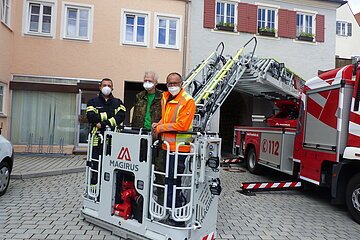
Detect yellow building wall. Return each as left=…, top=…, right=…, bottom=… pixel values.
left=11, top=0, right=187, bottom=98
left=0, top=4, right=15, bottom=138
left=6, top=0, right=188, bottom=152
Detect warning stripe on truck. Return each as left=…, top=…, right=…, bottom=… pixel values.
left=222, top=158, right=246, bottom=172
left=222, top=158, right=242, bottom=164
left=202, top=232, right=215, bottom=240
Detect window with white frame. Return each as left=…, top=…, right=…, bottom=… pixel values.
left=0, top=85, right=4, bottom=114
left=155, top=15, right=180, bottom=49
left=25, top=1, right=54, bottom=36
left=122, top=12, right=148, bottom=46
left=257, top=7, right=276, bottom=34
left=216, top=1, right=235, bottom=29
left=336, top=21, right=352, bottom=37
left=1, top=0, right=11, bottom=25
left=63, top=4, right=92, bottom=40
left=11, top=90, right=76, bottom=145
left=296, top=13, right=314, bottom=38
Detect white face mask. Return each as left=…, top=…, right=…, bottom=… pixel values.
left=143, top=81, right=155, bottom=91
left=101, top=86, right=112, bottom=96
left=168, top=86, right=181, bottom=96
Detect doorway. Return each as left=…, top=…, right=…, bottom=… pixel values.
left=219, top=91, right=253, bottom=153
left=123, top=81, right=166, bottom=126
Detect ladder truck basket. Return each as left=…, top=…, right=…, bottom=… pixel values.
left=171, top=142, right=196, bottom=222
left=149, top=140, right=196, bottom=222
left=85, top=132, right=104, bottom=199
left=149, top=140, right=170, bottom=220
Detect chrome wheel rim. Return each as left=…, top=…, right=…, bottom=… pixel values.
left=0, top=166, right=9, bottom=192
left=352, top=187, right=360, bottom=212
left=249, top=152, right=256, bottom=169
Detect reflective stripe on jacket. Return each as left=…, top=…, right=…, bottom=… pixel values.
left=86, top=92, right=126, bottom=146
left=155, top=88, right=196, bottom=152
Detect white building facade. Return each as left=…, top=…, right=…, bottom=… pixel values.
left=188, top=0, right=344, bottom=151
left=191, top=0, right=345, bottom=80
left=336, top=2, right=360, bottom=66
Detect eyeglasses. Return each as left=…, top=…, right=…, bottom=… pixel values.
left=166, top=81, right=181, bottom=87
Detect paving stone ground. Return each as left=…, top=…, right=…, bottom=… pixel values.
left=11, top=154, right=85, bottom=179
left=217, top=168, right=360, bottom=240
left=1, top=157, right=360, bottom=240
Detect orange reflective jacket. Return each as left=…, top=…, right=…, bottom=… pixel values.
left=155, top=88, right=196, bottom=152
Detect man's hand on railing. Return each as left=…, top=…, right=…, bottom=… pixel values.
left=152, top=122, right=160, bottom=139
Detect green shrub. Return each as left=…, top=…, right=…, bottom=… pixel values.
left=299, top=32, right=314, bottom=38
left=259, top=27, right=276, bottom=33
left=217, top=22, right=234, bottom=28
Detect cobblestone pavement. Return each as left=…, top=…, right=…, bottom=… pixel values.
left=1, top=166, right=360, bottom=239
left=12, top=154, right=85, bottom=179
left=217, top=168, right=360, bottom=240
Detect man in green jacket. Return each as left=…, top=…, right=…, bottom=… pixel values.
left=132, top=71, right=162, bottom=130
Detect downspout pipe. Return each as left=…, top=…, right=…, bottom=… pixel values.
left=182, top=0, right=190, bottom=76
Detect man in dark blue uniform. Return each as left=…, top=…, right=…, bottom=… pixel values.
left=86, top=78, right=126, bottom=184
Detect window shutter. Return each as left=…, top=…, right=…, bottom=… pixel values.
left=278, top=9, right=296, bottom=39
left=336, top=21, right=340, bottom=35
left=278, top=9, right=289, bottom=38
left=204, top=0, right=216, bottom=29
left=237, top=3, right=248, bottom=32
left=237, top=2, right=257, bottom=33
left=288, top=10, right=296, bottom=39
left=316, top=14, right=325, bottom=42
left=347, top=22, right=352, bottom=36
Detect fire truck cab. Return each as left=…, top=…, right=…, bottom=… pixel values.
left=234, top=63, right=360, bottom=223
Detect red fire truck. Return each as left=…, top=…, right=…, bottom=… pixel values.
left=233, top=63, right=360, bottom=223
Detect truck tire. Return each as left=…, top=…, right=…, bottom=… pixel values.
left=0, top=161, right=10, bottom=196
left=346, top=173, right=360, bottom=224
left=246, top=148, right=260, bottom=174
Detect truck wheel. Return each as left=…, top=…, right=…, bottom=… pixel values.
left=346, top=173, right=360, bottom=224
left=246, top=148, right=260, bottom=174
left=0, top=161, right=10, bottom=196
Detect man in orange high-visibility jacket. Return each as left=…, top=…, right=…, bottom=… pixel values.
left=152, top=72, right=195, bottom=225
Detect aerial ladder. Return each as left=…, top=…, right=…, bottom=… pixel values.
left=81, top=37, right=303, bottom=240
left=234, top=57, right=303, bottom=99
left=182, top=41, right=226, bottom=97
left=183, top=37, right=303, bottom=131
